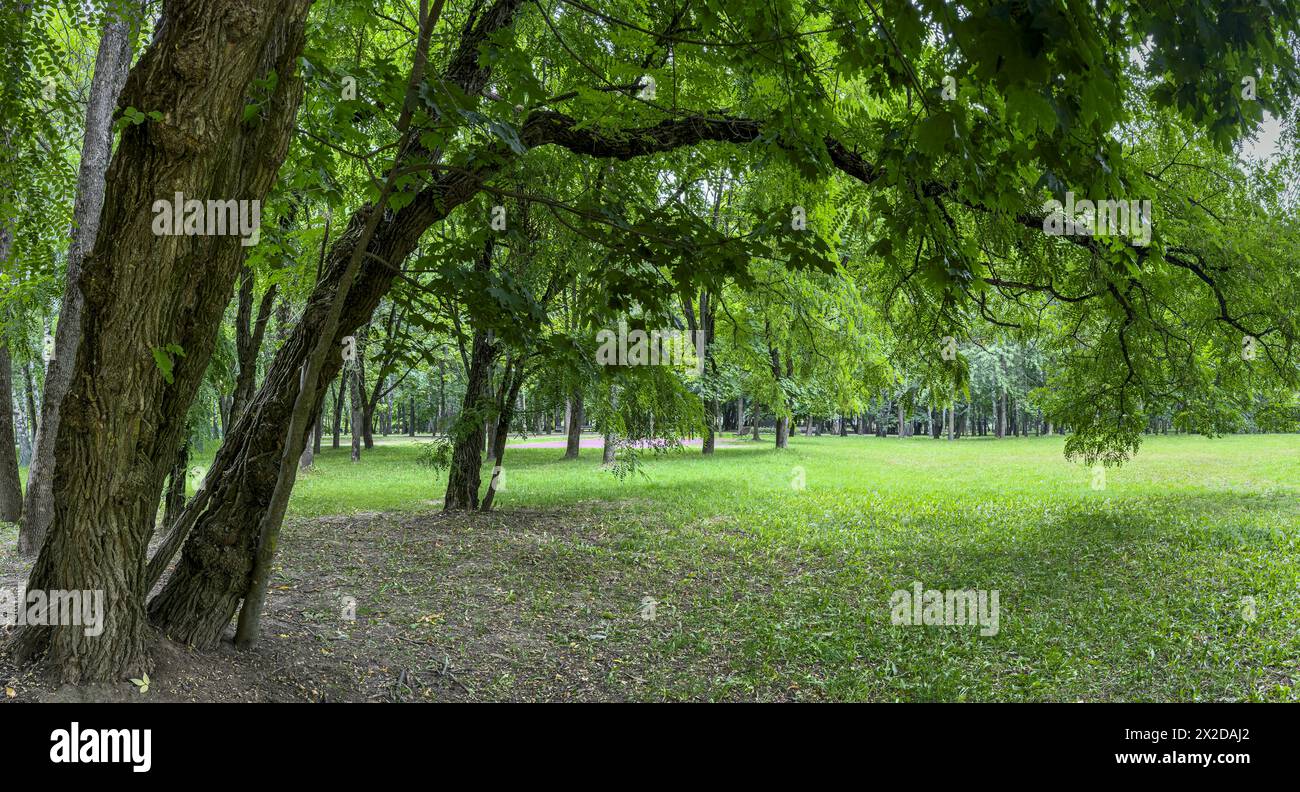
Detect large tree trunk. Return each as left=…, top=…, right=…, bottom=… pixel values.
left=14, top=0, right=312, bottom=682
left=19, top=11, right=133, bottom=556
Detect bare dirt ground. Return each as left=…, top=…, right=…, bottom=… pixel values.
left=1, top=503, right=762, bottom=702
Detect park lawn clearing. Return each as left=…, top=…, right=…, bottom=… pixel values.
left=2, top=433, right=1297, bottom=701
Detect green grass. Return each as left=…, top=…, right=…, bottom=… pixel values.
left=7, top=432, right=1296, bottom=701
left=260, top=431, right=1299, bottom=701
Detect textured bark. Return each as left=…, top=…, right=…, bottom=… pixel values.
left=20, top=11, right=134, bottom=556
left=14, top=0, right=312, bottom=682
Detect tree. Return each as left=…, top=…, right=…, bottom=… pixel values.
left=13, top=0, right=314, bottom=682
left=20, top=6, right=135, bottom=555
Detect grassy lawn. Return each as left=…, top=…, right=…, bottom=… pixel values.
left=248, top=431, right=1299, bottom=701
left=4, top=432, right=1296, bottom=701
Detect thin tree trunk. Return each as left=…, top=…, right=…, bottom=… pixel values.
left=480, top=362, right=523, bottom=512
left=602, top=386, right=618, bottom=464
left=16, top=362, right=34, bottom=468
left=563, top=390, right=584, bottom=458
left=19, top=11, right=133, bottom=556
left=298, top=365, right=314, bottom=470
left=444, top=326, right=494, bottom=509
left=331, top=372, right=343, bottom=448
left=349, top=365, right=364, bottom=462
left=0, top=341, right=22, bottom=522
left=23, top=361, right=38, bottom=443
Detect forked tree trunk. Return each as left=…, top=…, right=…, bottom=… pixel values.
left=230, top=268, right=277, bottom=426
left=775, top=416, right=789, bottom=448
left=14, top=0, right=312, bottom=682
